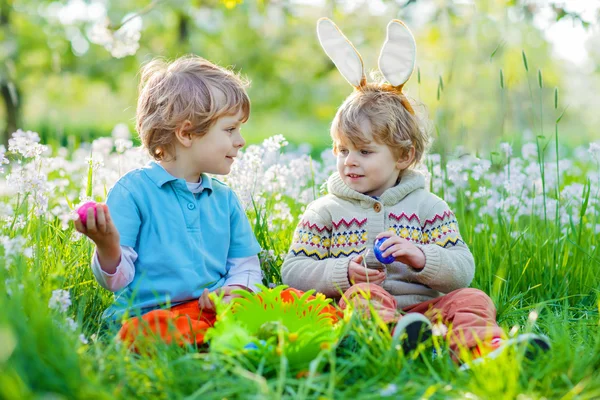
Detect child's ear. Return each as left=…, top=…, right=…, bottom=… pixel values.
left=396, top=146, right=416, bottom=170
left=174, top=120, right=194, bottom=148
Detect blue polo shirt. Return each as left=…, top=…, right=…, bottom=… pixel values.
left=102, top=161, right=261, bottom=320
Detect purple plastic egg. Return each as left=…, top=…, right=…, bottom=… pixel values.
left=373, top=237, right=396, bottom=264
left=77, top=201, right=97, bottom=225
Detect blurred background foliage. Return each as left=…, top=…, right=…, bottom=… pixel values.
left=1, top=0, right=599, bottom=156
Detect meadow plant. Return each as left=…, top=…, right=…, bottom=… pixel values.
left=0, top=126, right=598, bottom=398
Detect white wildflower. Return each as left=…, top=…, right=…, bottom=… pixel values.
left=89, top=14, right=142, bottom=58
left=431, top=322, right=448, bottom=337
left=65, top=317, right=78, bottom=332
left=8, top=130, right=48, bottom=158
left=0, top=145, right=9, bottom=173
left=521, top=143, right=538, bottom=160
left=2, top=215, right=26, bottom=230
left=471, top=159, right=491, bottom=180
left=5, top=279, right=24, bottom=297
left=49, top=289, right=71, bottom=313
left=379, top=383, right=398, bottom=397
left=0, top=235, right=28, bottom=262
left=260, top=249, right=277, bottom=263
left=22, top=247, right=33, bottom=259
left=115, top=139, right=133, bottom=154
left=84, top=156, right=104, bottom=172
left=91, top=137, right=114, bottom=156
left=589, top=142, right=600, bottom=160
left=500, top=142, right=513, bottom=158
left=427, top=153, right=441, bottom=164
left=446, top=160, right=469, bottom=188
left=111, top=123, right=131, bottom=140
left=473, top=186, right=492, bottom=199
left=6, top=163, right=49, bottom=214
left=79, top=334, right=89, bottom=345
left=263, top=134, right=289, bottom=152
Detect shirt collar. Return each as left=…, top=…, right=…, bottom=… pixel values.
left=143, top=161, right=213, bottom=194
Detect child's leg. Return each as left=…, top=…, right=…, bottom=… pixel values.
left=118, top=300, right=216, bottom=350
left=118, top=288, right=342, bottom=351
left=403, top=288, right=506, bottom=357
left=339, top=283, right=399, bottom=323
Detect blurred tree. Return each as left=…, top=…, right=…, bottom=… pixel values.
left=0, top=0, right=280, bottom=147
left=0, top=0, right=597, bottom=151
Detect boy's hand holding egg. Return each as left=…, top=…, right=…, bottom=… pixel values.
left=373, top=237, right=396, bottom=264
left=73, top=201, right=121, bottom=273
left=375, top=231, right=426, bottom=270
left=76, top=201, right=98, bottom=225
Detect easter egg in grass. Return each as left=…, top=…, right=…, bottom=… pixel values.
left=77, top=201, right=98, bottom=224
left=373, top=237, right=396, bottom=264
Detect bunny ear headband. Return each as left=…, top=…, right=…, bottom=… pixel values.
left=317, top=18, right=416, bottom=112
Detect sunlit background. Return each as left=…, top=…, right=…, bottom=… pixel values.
left=1, top=0, right=599, bottom=155
left=1, top=3, right=600, bottom=398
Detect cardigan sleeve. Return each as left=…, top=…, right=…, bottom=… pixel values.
left=281, top=205, right=352, bottom=298
left=405, top=199, right=475, bottom=293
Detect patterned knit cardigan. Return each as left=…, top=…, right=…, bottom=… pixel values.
left=281, top=169, right=475, bottom=309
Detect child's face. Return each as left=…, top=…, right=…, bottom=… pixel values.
left=335, top=132, right=402, bottom=197
left=189, top=109, right=246, bottom=176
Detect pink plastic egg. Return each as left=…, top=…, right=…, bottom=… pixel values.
left=77, top=201, right=98, bottom=225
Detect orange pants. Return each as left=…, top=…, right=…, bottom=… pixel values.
left=117, top=288, right=340, bottom=350
left=340, top=283, right=506, bottom=353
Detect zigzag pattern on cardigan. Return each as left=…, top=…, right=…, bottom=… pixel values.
left=289, top=211, right=463, bottom=261
left=291, top=246, right=366, bottom=259
left=290, top=217, right=368, bottom=260
left=332, top=217, right=367, bottom=229
left=388, top=210, right=463, bottom=247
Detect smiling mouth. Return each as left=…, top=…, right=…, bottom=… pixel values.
left=347, top=174, right=363, bottom=179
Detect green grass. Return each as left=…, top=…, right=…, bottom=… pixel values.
left=1, top=147, right=599, bottom=399
left=2, top=51, right=599, bottom=398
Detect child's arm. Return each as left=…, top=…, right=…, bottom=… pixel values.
left=75, top=182, right=142, bottom=291
left=91, top=246, right=136, bottom=292
left=399, top=200, right=475, bottom=293
left=199, top=255, right=261, bottom=313
left=74, top=203, right=121, bottom=273
left=222, top=255, right=262, bottom=292
left=281, top=206, right=380, bottom=298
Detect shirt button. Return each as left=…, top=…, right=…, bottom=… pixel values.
left=187, top=203, right=195, bottom=210
left=373, top=203, right=381, bottom=212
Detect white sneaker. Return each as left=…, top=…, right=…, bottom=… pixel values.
left=459, top=333, right=551, bottom=371
left=392, top=313, right=433, bottom=354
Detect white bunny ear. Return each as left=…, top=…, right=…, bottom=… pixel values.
left=378, top=20, right=416, bottom=89
left=317, top=18, right=366, bottom=88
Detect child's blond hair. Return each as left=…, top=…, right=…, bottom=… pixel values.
left=136, top=55, right=250, bottom=160
left=331, top=83, right=430, bottom=167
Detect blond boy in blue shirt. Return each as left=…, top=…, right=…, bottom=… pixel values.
left=75, top=55, right=262, bottom=348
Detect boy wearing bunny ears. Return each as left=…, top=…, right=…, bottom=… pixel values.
left=282, top=18, right=550, bottom=366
